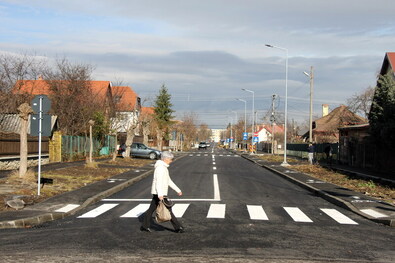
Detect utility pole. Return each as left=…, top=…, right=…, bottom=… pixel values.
left=270, top=94, right=277, bottom=155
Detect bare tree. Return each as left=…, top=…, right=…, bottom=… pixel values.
left=179, top=112, right=198, bottom=150
left=0, top=52, right=46, bottom=113
left=347, top=86, right=375, bottom=119
left=140, top=109, right=155, bottom=145
left=197, top=123, right=211, bottom=142
left=43, top=58, right=99, bottom=135
left=17, top=103, right=33, bottom=177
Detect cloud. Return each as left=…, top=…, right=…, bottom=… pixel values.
left=0, top=0, right=393, bottom=127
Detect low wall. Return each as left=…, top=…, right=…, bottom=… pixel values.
left=0, top=155, right=49, bottom=170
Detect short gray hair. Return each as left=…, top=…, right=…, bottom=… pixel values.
left=161, top=151, right=174, bottom=160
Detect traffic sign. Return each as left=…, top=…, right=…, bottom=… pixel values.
left=32, top=95, right=51, bottom=114
left=30, top=114, right=51, bottom=136
left=253, top=136, right=259, bottom=143
left=243, top=132, right=248, bottom=140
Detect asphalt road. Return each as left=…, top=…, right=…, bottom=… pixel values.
left=0, top=147, right=394, bottom=263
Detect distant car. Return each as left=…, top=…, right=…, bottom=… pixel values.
left=198, top=142, right=207, bottom=150
left=118, top=143, right=161, bottom=160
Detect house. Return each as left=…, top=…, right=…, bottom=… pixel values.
left=303, top=104, right=367, bottom=143
left=110, top=86, right=141, bottom=136
left=379, top=52, right=395, bottom=76
left=255, top=124, right=284, bottom=143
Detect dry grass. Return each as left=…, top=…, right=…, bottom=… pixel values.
left=292, top=164, right=395, bottom=205
left=0, top=157, right=153, bottom=211
left=255, top=154, right=394, bottom=205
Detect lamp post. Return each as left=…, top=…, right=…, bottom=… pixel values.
left=242, top=88, right=255, bottom=153
left=304, top=66, right=314, bottom=143
left=266, top=44, right=289, bottom=166
left=236, top=98, right=247, bottom=136
left=231, top=110, right=238, bottom=148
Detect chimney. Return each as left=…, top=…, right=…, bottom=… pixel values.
left=322, top=104, right=329, bottom=117
left=37, top=75, right=43, bottom=80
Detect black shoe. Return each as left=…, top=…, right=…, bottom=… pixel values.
left=140, top=226, right=151, bottom=232
left=175, top=227, right=185, bottom=233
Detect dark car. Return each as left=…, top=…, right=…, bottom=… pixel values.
left=198, top=142, right=207, bottom=150
left=119, top=143, right=161, bottom=160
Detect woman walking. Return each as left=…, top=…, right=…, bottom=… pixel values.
left=140, top=151, right=184, bottom=233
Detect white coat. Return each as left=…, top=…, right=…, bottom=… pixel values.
left=151, top=160, right=181, bottom=197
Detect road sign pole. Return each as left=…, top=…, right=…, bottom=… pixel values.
left=37, top=96, right=43, bottom=196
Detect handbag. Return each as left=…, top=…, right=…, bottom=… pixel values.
left=155, top=200, right=172, bottom=223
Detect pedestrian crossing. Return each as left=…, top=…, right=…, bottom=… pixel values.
left=68, top=203, right=362, bottom=225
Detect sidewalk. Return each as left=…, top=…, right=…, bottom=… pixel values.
left=0, top=158, right=157, bottom=229
left=239, top=152, right=395, bottom=227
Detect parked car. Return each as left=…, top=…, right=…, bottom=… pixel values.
left=198, top=141, right=207, bottom=150
left=118, top=143, right=161, bottom=160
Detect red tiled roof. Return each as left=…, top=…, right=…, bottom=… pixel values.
left=257, top=124, right=284, bottom=135
left=141, top=106, right=155, bottom=115
left=112, top=86, right=138, bottom=111
left=14, top=80, right=112, bottom=102
left=387, top=52, right=395, bottom=70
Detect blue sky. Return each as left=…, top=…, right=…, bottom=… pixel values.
left=1, top=0, right=394, bottom=128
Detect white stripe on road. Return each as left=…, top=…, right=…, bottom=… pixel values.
left=78, top=204, right=119, bottom=218
left=120, top=204, right=150, bottom=218
left=172, top=204, right=190, bottom=218
left=213, top=167, right=217, bottom=170
left=213, top=174, right=221, bottom=200
left=320, top=208, right=358, bottom=225
left=284, top=207, right=313, bottom=222
left=207, top=204, right=226, bottom=218
left=213, top=162, right=216, bottom=165
left=247, top=205, right=269, bottom=220
left=55, top=204, right=80, bottom=213
left=360, top=209, right=388, bottom=218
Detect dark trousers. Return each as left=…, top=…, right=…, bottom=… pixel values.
left=142, top=194, right=182, bottom=230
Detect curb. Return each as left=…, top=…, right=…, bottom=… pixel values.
left=0, top=154, right=187, bottom=229
left=239, top=153, right=395, bottom=227
left=0, top=169, right=154, bottom=229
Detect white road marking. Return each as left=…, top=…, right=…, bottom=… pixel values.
left=120, top=204, right=150, bottom=218
left=360, top=209, right=388, bottom=218
left=213, top=162, right=216, bottom=165
left=172, top=203, right=190, bottom=218
left=213, top=167, right=217, bottom=170
left=55, top=204, right=80, bottom=213
left=78, top=203, right=119, bottom=218
left=213, top=174, right=221, bottom=200
left=320, top=208, right=358, bottom=225
left=247, top=205, right=269, bottom=220
left=102, top=198, right=218, bottom=202
left=284, top=207, right=313, bottom=222
left=207, top=204, right=226, bottom=218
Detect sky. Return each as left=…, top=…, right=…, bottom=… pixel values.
left=1, top=0, right=394, bottom=129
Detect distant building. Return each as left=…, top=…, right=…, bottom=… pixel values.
left=211, top=129, right=225, bottom=142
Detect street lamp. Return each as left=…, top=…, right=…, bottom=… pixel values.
left=231, top=110, right=238, bottom=148
left=304, top=66, right=314, bottom=143
left=236, top=98, right=247, bottom=136
left=266, top=44, right=289, bottom=166
left=242, top=88, right=255, bottom=152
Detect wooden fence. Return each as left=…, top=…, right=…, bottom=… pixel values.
left=0, top=132, right=49, bottom=157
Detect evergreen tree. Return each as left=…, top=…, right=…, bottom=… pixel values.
left=368, top=73, right=395, bottom=146
left=154, top=84, right=174, bottom=128
left=153, top=84, right=174, bottom=149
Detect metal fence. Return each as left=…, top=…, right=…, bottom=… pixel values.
left=61, top=135, right=116, bottom=161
